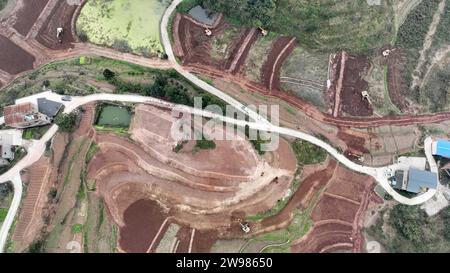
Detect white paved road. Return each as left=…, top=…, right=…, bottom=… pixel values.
left=0, top=91, right=438, bottom=252
left=160, top=0, right=269, bottom=125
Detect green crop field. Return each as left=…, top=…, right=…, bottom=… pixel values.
left=76, top=0, right=170, bottom=56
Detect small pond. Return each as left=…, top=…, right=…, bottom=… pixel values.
left=97, top=105, right=131, bottom=127
left=188, top=5, right=218, bottom=26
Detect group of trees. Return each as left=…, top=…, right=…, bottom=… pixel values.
left=203, top=0, right=276, bottom=28
left=55, top=112, right=78, bottom=132
left=198, top=0, right=392, bottom=54
left=103, top=68, right=226, bottom=110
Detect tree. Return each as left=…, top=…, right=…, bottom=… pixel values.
left=55, top=112, right=78, bottom=132
left=103, top=69, right=116, bottom=81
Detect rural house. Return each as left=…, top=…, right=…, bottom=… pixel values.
left=4, top=102, right=51, bottom=129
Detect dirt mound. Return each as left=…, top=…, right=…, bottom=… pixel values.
left=0, top=35, right=35, bottom=74
left=36, top=0, right=77, bottom=49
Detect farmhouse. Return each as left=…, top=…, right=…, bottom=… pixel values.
left=393, top=168, right=438, bottom=194
left=3, top=97, right=63, bottom=129
left=3, top=102, right=51, bottom=129
left=432, top=140, right=450, bottom=159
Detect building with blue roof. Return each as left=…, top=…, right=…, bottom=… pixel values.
left=392, top=168, right=438, bottom=194
left=432, top=140, right=450, bottom=158
left=406, top=168, right=438, bottom=193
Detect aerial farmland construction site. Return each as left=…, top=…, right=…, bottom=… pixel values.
left=0, top=0, right=449, bottom=258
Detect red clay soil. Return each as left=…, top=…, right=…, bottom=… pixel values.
left=173, top=13, right=257, bottom=74
left=187, top=64, right=450, bottom=128
left=174, top=14, right=226, bottom=67
left=175, top=226, right=192, bottom=253
left=386, top=49, right=410, bottom=111
left=36, top=0, right=76, bottom=49
left=339, top=54, right=373, bottom=116
left=337, top=129, right=370, bottom=155
left=225, top=28, right=260, bottom=74
left=292, top=164, right=382, bottom=253
left=12, top=0, right=49, bottom=36
left=119, top=199, right=168, bottom=253
left=245, top=160, right=338, bottom=235
left=73, top=103, right=95, bottom=138
left=261, top=36, right=297, bottom=91
left=190, top=230, right=218, bottom=253
left=0, top=35, right=35, bottom=74
left=311, top=194, right=360, bottom=223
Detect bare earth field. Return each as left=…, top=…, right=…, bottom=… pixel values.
left=0, top=35, right=35, bottom=74
left=86, top=104, right=297, bottom=252
left=292, top=162, right=383, bottom=253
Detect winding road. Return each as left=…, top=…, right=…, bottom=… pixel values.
left=0, top=0, right=439, bottom=252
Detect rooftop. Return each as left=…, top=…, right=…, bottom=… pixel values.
left=3, top=102, right=38, bottom=126
left=37, top=98, right=63, bottom=118
left=434, top=140, right=450, bottom=158
left=406, top=168, right=438, bottom=194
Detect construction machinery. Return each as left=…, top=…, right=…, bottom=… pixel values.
left=361, top=91, right=372, bottom=105
left=56, top=27, right=64, bottom=43
left=259, top=27, right=268, bottom=36
left=237, top=219, right=250, bottom=233
left=204, top=28, right=212, bottom=36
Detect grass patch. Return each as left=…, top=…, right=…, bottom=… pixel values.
left=76, top=0, right=168, bottom=56
left=195, top=139, right=216, bottom=150
left=71, top=224, right=83, bottom=234
left=246, top=179, right=300, bottom=222
left=85, top=143, right=99, bottom=164
left=0, top=207, right=8, bottom=222
left=292, top=140, right=327, bottom=166
left=22, top=125, right=51, bottom=140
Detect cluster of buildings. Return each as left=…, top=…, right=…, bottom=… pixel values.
left=390, top=139, right=450, bottom=194
left=0, top=96, right=63, bottom=165
left=3, top=98, right=62, bottom=129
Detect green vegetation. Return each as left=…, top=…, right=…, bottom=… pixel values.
left=292, top=140, right=327, bottom=166
left=76, top=0, right=169, bottom=56
left=22, top=125, right=51, bottom=140
left=431, top=0, right=450, bottom=49
left=55, top=112, right=78, bottom=132
left=177, top=0, right=202, bottom=13
left=246, top=179, right=300, bottom=222
left=246, top=188, right=322, bottom=253
left=71, top=224, right=83, bottom=234
left=96, top=105, right=131, bottom=128
left=85, top=143, right=99, bottom=164
left=203, top=0, right=395, bottom=54
left=94, top=103, right=131, bottom=136
left=0, top=57, right=228, bottom=116
left=423, top=62, right=450, bottom=112
left=395, top=0, right=440, bottom=100
left=0, top=208, right=7, bottom=222
left=367, top=204, right=450, bottom=252
left=0, top=0, right=7, bottom=11
left=195, top=138, right=216, bottom=150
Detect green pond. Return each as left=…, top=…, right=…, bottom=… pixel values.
left=97, top=105, right=131, bottom=127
